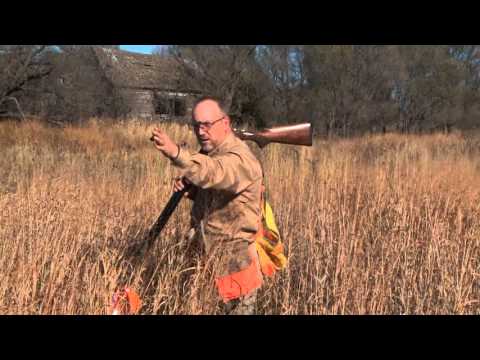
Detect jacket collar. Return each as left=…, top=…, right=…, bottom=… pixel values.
left=208, top=132, right=236, bottom=156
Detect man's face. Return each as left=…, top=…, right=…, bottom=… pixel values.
left=192, top=100, right=230, bottom=153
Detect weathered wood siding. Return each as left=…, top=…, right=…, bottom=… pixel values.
left=120, top=89, right=155, bottom=119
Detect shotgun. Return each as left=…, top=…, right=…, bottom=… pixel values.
left=142, top=122, right=313, bottom=254
left=233, top=122, right=313, bottom=148
left=113, top=122, right=314, bottom=314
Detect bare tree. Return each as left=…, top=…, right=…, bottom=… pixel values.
left=393, top=46, right=466, bottom=133
left=301, top=45, right=474, bottom=136
left=6, top=44, right=478, bottom=134
left=256, top=45, right=309, bottom=124
left=0, top=45, right=53, bottom=119
left=168, top=45, right=258, bottom=114
left=153, top=46, right=169, bottom=57
left=17, top=45, right=128, bottom=123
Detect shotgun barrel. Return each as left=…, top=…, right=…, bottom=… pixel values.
left=140, top=185, right=191, bottom=254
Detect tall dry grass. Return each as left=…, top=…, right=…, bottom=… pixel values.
left=1, top=118, right=480, bottom=314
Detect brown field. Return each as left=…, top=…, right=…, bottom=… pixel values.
left=1, top=118, right=480, bottom=315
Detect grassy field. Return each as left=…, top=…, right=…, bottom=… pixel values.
left=1, top=118, right=480, bottom=314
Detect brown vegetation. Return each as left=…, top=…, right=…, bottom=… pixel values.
left=1, top=119, right=480, bottom=314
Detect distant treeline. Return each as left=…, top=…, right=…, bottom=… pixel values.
left=1, top=45, right=480, bottom=136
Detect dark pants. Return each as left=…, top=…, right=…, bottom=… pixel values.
left=222, top=290, right=257, bottom=315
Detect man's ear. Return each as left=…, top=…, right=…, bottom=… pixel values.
left=225, top=116, right=231, bottom=129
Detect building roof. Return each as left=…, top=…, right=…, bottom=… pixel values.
left=92, top=47, right=181, bottom=91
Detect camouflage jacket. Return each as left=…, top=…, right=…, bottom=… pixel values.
left=172, top=132, right=263, bottom=275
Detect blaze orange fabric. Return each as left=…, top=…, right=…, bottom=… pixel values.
left=215, top=188, right=287, bottom=302
left=215, top=244, right=263, bottom=303
left=125, top=287, right=142, bottom=314
left=110, top=287, right=142, bottom=315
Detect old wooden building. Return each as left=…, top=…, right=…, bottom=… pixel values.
left=92, top=47, right=199, bottom=120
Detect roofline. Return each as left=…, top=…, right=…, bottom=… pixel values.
left=118, top=86, right=202, bottom=94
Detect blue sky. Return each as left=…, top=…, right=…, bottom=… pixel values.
left=120, top=45, right=159, bottom=54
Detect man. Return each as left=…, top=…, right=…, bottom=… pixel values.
left=151, top=96, right=264, bottom=315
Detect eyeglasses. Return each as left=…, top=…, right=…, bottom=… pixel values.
left=191, top=116, right=225, bottom=131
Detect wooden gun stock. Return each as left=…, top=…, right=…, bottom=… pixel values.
left=233, top=123, right=313, bottom=148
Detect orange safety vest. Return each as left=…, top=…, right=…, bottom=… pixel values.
left=215, top=242, right=263, bottom=303
left=215, top=187, right=287, bottom=303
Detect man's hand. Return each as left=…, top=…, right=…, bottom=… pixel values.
left=173, top=176, right=190, bottom=193
left=151, top=127, right=180, bottom=160
left=173, top=176, right=197, bottom=199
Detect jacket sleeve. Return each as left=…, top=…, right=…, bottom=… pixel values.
left=172, top=147, right=262, bottom=194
